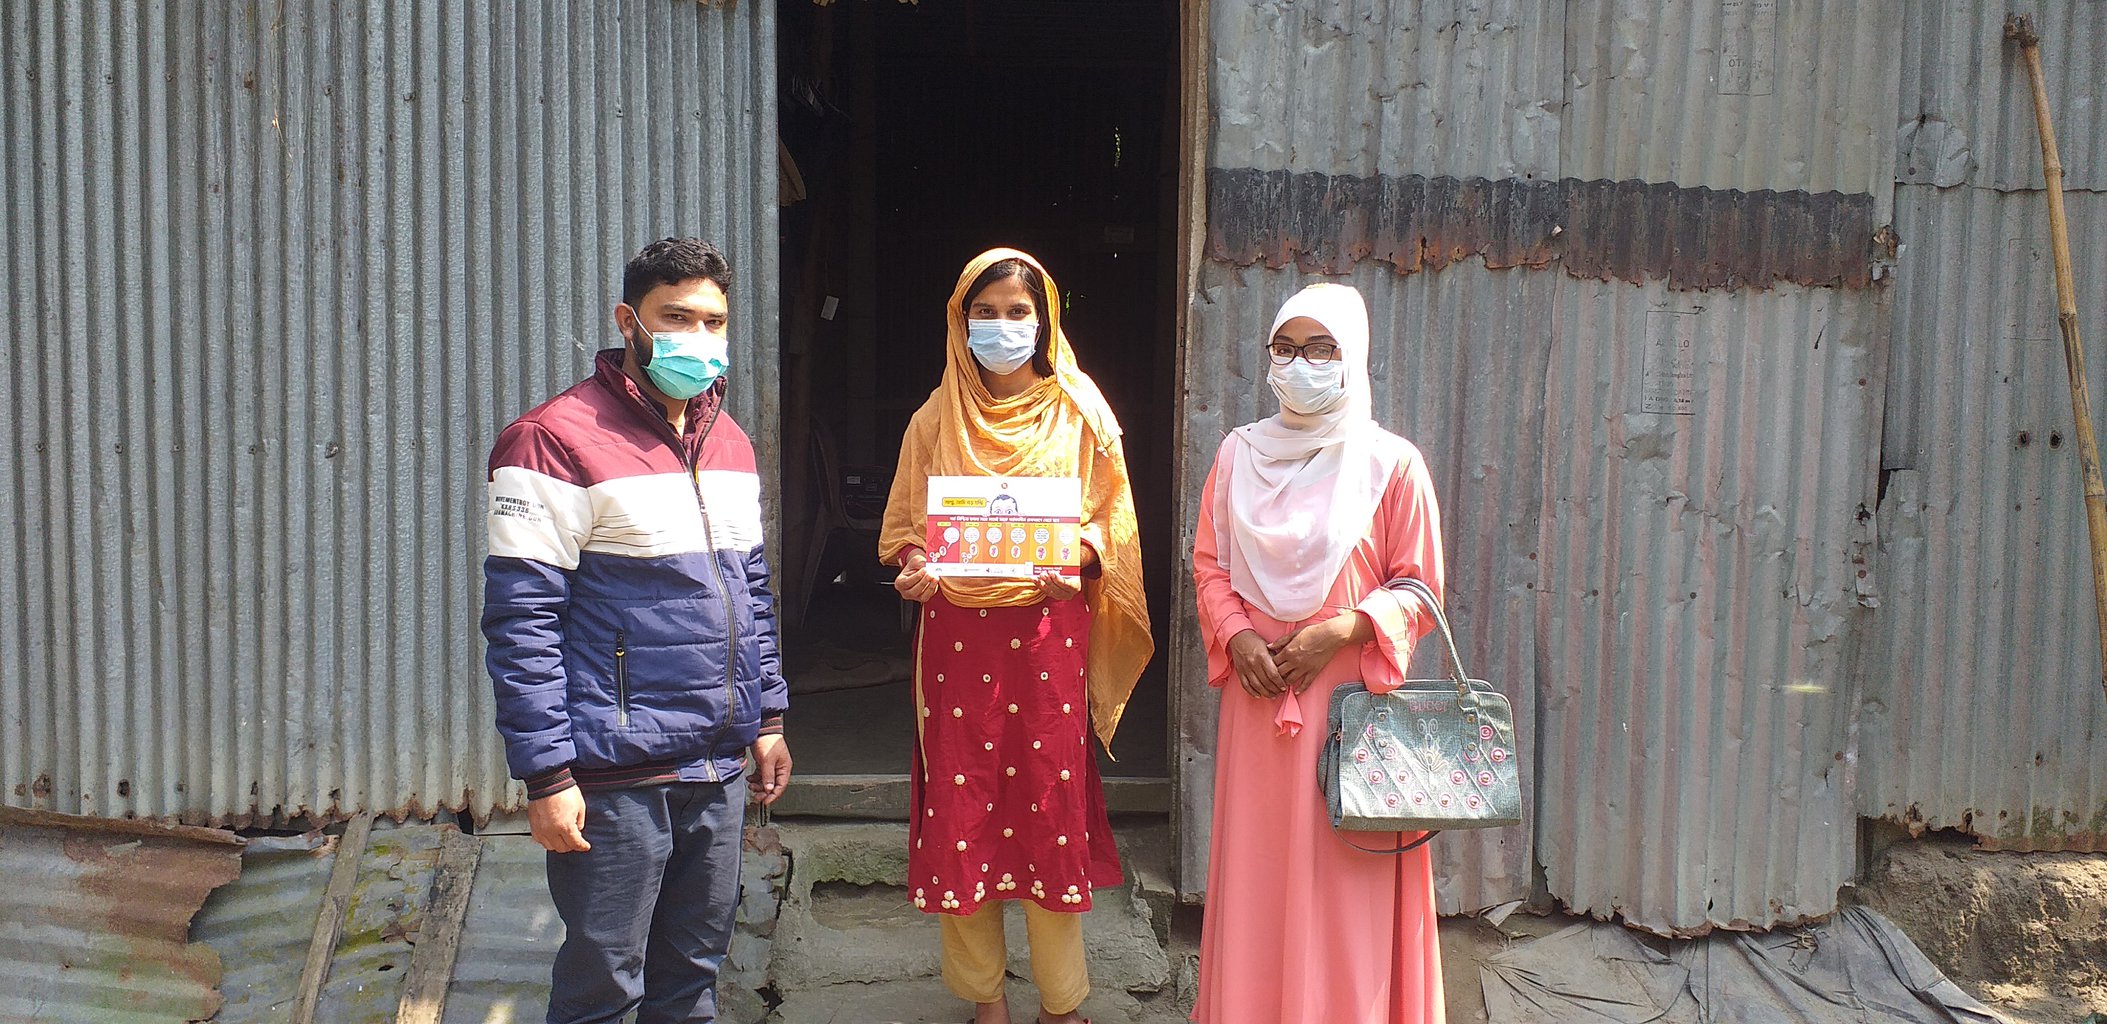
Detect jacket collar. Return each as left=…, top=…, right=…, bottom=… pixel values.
left=592, top=348, right=725, bottom=435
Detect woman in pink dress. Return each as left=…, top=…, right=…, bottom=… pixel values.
left=1190, top=283, right=1447, bottom=1024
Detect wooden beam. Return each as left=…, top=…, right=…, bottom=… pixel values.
left=394, top=829, right=485, bottom=1024
left=290, top=811, right=375, bottom=1024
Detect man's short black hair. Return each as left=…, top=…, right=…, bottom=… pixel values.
left=622, top=238, right=733, bottom=308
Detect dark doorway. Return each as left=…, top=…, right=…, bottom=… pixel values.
left=775, top=0, right=1180, bottom=788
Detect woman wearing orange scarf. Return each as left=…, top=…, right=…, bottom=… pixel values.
left=880, top=249, right=1153, bottom=1024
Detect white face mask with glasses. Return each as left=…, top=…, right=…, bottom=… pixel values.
left=1266, top=341, right=1348, bottom=415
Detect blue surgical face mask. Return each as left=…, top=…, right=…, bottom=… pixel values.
left=966, top=318, right=1040, bottom=376
left=629, top=310, right=729, bottom=400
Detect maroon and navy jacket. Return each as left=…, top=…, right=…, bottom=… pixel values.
left=482, top=349, right=787, bottom=797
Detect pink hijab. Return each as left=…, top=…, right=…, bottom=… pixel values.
left=1214, top=283, right=1406, bottom=622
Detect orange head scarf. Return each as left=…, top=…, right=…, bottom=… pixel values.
left=880, top=248, right=1154, bottom=750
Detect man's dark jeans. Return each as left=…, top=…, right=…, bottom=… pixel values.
left=545, top=779, right=744, bottom=1024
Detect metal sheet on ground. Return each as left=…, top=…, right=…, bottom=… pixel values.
left=441, top=835, right=564, bottom=1022
left=0, top=809, right=242, bottom=1024
left=194, top=823, right=459, bottom=1024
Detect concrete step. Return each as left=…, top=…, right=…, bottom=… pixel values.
left=768, top=976, right=1195, bottom=1024
left=766, top=820, right=1175, bottom=1006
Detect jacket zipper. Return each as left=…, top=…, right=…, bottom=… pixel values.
left=620, top=376, right=739, bottom=783
left=685, top=403, right=742, bottom=783
left=614, top=629, right=630, bottom=728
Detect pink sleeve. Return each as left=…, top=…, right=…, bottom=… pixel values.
left=1193, top=453, right=1256, bottom=689
left=1354, top=451, right=1446, bottom=695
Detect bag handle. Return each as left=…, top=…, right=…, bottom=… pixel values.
left=1338, top=830, right=1439, bottom=856
left=1385, top=576, right=1474, bottom=703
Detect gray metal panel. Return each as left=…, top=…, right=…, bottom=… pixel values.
left=1174, top=260, right=1547, bottom=913
left=441, top=835, right=565, bottom=1023
left=0, top=0, right=779, bottom=825
left=0, top=809, right=243, bottom=1024
left=188, top=835, right=335, bottom=1023
left=1564, top=0, right=1902, bottom=212
left=1861, top=185, right=2107, bottom=850
left=1533, top=278, right=1885, bottom=935
left=1897, top=0, right=2107, bottom=191
left=1208, top=0, right=1565, bottom=181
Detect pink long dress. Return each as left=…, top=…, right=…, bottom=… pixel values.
left=1190, top=442, right=1447, bottom=1024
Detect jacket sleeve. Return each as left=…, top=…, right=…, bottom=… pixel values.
left=482, top=420, right=593, bottom=791
left=745, top=543, right=790, bottom=733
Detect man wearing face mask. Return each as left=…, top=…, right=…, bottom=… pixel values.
left=482, top=237, right=792, bottom=1024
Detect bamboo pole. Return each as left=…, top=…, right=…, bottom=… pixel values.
left=2007, top=13, right=2107, bottom=703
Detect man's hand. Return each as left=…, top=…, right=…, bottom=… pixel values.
left=749, top=735, right=792, bottom=805
left=528, top=787, right=591, bottom=853
left=894, top=550, right=940, bottom=603
left=1228, top=629, right=1287, bottom=698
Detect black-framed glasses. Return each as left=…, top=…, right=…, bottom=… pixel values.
left=1267, top=341, right=1341, bottom=365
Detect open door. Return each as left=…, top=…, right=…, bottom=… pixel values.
left=771, top=0, right=1186, bottom=813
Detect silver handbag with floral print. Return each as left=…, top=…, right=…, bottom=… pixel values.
left=1320, top=577, right=1522, bottom=853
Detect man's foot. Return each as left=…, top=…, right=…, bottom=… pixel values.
left=1035, top=1012, right=1087, bottom=1024
left=972, top=996, right=1010, bottom=1024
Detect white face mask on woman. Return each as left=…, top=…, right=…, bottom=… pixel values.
left=1267, top=356, right=1348, bottom=415
left=966, top=318, right=1039, bottom=375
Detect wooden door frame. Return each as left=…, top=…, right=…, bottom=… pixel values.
left=1168, top=0, right=1213, bottom=899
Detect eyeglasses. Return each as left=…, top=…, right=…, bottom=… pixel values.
left=1267, top=341, right=1341, bottom=365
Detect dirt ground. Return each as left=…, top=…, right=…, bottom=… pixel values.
left=1852, top=835, right=2107, bottom=1023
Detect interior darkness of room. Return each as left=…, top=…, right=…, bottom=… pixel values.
left=775, top=0, right=1180, bottom=781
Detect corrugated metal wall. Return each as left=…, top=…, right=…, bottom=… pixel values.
left=1177, top=260, right=1554, bottom=915
left=1564, top=0, right=1901, bottom=206
left=1861, top=0, right=2107, bottom=850
left=1534, top=278, right=1884, bottom=933
left=1532, top=2, right=1899, bottom=934
left=1176, top=0, right=1568, bottom=915
left=1183, top=0, right=1907, bottom=933
left=1207, top=0, right=1564, bottom=179
left=0, top=0, right=780, bottom=825
left=1897, top=0, right=2105, bottom=191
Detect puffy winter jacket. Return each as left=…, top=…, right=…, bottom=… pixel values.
left=482, top=350, right=788, bottom=794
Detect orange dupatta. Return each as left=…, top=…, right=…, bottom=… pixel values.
left=879, top=248, right=1154, bottom=750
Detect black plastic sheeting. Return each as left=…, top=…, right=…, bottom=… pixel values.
left=1481, top=906, right=2007, bottom=1024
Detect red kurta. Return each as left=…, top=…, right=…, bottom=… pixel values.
left=908, top=595, right=1122, bottom=916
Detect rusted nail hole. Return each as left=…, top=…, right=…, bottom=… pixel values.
left=2017, top=430, right=2032, bottom=447
left=2050, top=431, right=2064, bottom=448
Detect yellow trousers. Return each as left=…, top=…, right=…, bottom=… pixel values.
left=938, top=900, right=1089, bottom=1015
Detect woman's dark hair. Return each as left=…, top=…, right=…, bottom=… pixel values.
left=962, top=258, right=1056, bottom=377
left=623, top=237, right=733, bottom=308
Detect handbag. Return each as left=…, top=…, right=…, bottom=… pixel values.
left=1320, top=576, right=1522, bottom=853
